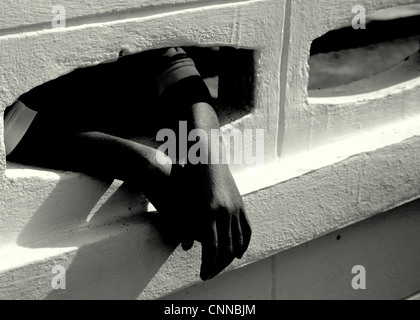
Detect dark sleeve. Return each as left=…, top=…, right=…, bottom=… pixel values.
left=152, top=47, right=213, bottom=108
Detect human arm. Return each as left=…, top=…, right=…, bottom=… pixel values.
left=155, top=48, right=252, bottom=280
left=181, top=102, right=252, bottom=280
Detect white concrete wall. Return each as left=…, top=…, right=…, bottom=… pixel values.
left=0, top=0, right=420, bottom=300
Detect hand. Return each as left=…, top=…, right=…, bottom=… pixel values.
left=180, top=163, right=252, bottom=281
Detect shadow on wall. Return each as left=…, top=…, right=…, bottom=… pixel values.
left=13, top=173, right=180, bottom=299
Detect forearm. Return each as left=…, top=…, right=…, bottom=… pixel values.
left=187, top=102, right=220, bottom=131
left=153, top=47, right=226, bottom=167
left=184, top=102, right=227, bottom=169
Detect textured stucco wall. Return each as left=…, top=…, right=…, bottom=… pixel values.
left=279, top=0, right=420, bottom=157
left=0, top=0, right=419, bottom=300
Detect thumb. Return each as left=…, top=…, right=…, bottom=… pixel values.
left=181, top=237, right=195, bottom=251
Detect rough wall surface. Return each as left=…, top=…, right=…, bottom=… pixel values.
left=0, top=0, right=419, bottom=299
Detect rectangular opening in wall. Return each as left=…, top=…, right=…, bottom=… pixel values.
left=3, top=46, right=255, bottom=171
left=308, top=6, right=420, bottom=98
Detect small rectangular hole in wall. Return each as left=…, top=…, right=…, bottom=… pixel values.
left=308, top=7, right=420, bottom=97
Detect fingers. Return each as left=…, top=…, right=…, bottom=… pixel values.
left=179, top=214, right=195, bottom=251
left=199, top=209, right=252, bottom=281
left=208, top=253, right=235, bottom=281
left=229, top=209, right=251, bottom=259
left=205, top=209, right=251, bottom=280
left=217, top=210, right=234, bottom=255
left=232, top=214, right=245, bottom=259
left=200, top=221, right=218, bottom=281
left=207, top=211, right=234, bottom=280
left=181, top=237, right=195, bottom=251
left=239, top=209, right=252, bottom=258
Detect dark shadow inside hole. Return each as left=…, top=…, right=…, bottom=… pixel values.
left=3, top=46, right=255, bottom=167
left=184, top=46, right=255, bottom=124
left=311, top=14, right=420, bottom=55
left=3, top=46, right=256, bottom=180
left=18, top=46, right=255, bottom=126
left=309, top=12, right=420, bottom=93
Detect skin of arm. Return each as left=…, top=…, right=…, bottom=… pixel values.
left=178, top=102, right=252, bottom=281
